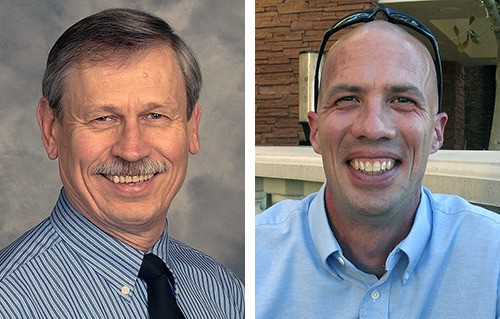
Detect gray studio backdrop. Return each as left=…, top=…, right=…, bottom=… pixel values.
left=0, top=0, right=244, bottom=281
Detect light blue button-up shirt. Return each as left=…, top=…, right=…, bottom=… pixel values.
left=256, top=184, right=500, bottom=318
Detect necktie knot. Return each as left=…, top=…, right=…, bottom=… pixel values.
left=138, top=253, right=168, bottom=283
left=138, top=253, right=185, bottom=318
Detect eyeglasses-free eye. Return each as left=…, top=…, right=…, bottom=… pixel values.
left=313, top=6, right=443, bottom=113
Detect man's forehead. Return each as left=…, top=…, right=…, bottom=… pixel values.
left=75, top=45, right=177, bottom=69
left=328, top=20, right=427, bottom=55
left=318, top=20, right=438, bottom=109
left=322, top=20, right=435, bottom=81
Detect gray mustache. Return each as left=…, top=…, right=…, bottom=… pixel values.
left=92, top=158, right=167, bottom=176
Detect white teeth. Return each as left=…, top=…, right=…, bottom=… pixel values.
left=352, top=160, right=360, bottom=170
left=106, top=174, right=154, bottom=184
left=365, top=162, right=373, bottom=172
left=386, top=160, right=393, bottom=170
left=350, top=159, right=395, bottom=175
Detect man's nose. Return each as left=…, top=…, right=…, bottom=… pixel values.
left=111, top=119, right=152, bottom=162
left=350, top=102, right=397, bottom=141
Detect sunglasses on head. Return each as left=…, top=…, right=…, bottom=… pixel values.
left=313, top=6, right=442, bottom=113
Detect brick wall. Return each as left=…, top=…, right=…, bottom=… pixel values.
left=464, top=65, right=495, bottom=150
left=254, top=1, right=490, bottom=150
left=442, top=61, right=466, bottom=150
left=255, top=0, right=377, bottom=145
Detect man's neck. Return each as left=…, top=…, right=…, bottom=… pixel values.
left=106, top=224, right=164, bottom=252
left=325, top=188, right=417, bottom=278
left=79, top=208, right=166, bottom=252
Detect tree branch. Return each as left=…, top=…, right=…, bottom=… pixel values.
left=483, top=0, right=500, bottom=35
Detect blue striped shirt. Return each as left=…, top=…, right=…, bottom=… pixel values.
left=0, top=189, right=244, bottom=318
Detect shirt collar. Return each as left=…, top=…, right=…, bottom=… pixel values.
left=394, top=188, right=432, bottom=282
left=308, top=184, right=432, bottom=282
left=50, top=188, right=170, bottom=298
left=149, top=225, right=170, bottom=263
left=308, top=184, right=342, bottom=275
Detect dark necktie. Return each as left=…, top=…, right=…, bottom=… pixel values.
left=138, top=253, right=185, bottom=319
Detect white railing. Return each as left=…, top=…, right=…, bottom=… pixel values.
left=256, top=146, right=500, bottom=214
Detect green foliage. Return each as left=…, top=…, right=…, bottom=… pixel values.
left=453, top=0, right=499, bottom=52
left=454, top=14, right=486, bottom=52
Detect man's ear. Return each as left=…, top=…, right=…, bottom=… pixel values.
left=187, top=103, right=201, bottom=155
left=36, top=97, right=59, bottom=160
left=308, top=111, right=322, bottom=154
left=430, top=112, right=448, bottom=154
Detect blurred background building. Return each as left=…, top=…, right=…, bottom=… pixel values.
left=255, top=0, right=500, bottom=214
left=255, top=0, right=496, bottom=150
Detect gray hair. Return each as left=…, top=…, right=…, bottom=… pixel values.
left=42, top=8, right=202, bottom=121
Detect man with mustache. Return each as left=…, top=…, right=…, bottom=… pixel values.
left=256, top=7, right=499, bottom=318
left=0, top=8, right=244, bottom=318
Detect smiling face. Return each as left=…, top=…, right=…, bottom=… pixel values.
left=37, top=46, right=201, bottom=245
left=309, top=21, right=447, bottom=225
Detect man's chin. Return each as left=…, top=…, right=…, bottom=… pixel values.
left=339, top=190, right=404, bottom=224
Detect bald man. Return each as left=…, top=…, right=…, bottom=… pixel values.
left=256, top=9, right=499, bottom=319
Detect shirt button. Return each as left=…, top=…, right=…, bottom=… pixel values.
left=121, top=286, right=130, bottom=295
left=371, top=290, right=380, bottom=300
left=337, top=257, right=345, bottom=265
